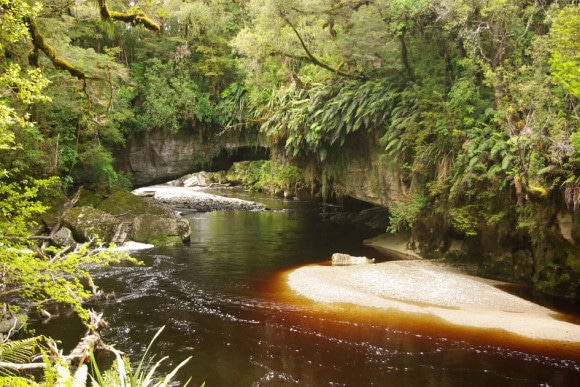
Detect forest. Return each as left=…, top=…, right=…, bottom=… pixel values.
left=1, top=0, right=580, bottom=383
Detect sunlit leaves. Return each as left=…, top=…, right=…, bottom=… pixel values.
left=550, top=5, right=580, bottom=98
left=0, top=173, right=56, bottom=246
left=0, top=1, right=50, bottom=150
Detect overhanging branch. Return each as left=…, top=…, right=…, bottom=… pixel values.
left=282, top=17, right=365, bottom=80
left=98, top=0, right=160, bottom=31
left=20, top=1, right=160, bottom=117
left=25, top=16, right=86, bottom=80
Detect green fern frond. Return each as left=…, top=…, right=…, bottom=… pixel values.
left=0, top=337, right=42, bottom=366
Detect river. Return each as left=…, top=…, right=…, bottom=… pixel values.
left=37, top=190, right=580, bottom=386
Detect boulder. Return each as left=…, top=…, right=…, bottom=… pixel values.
left=331, top=253, right=375, bottom=266
left=51, top=227, right=77, bottom=249
left=97, top=190, right=170, bottom=219
left=97, top=190, right=192, bottom=246
left=130, top=214, right=191, bottom=246
left=63, top=207, right=124, bottom=243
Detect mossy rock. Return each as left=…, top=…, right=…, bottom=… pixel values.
left=63, top=206, right=123, bottom=243
left=40, top=194, right=69, bottom=229
left=0, top=314, right=27, bottom=334
left=130, top=214, right=191, bottom=246
left=97, top=190, right=170, bottom=219
left=75, top=188, right=106, bottom=208
left=572, top=212, right=580, bottom=243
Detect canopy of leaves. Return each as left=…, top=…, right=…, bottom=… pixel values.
left=550, top=5, right=580, bottom=98
left=228, top=0, right=580, bottom=236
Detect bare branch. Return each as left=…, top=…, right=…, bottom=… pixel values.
left=0, top=361, right=47, bottom=370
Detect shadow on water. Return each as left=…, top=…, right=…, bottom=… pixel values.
left=32, top=192, right=580, bottom=386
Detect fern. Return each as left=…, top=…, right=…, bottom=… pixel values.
left=0, top=337, right=41, bottom=367
left=0, top=336, right=45, bottom=380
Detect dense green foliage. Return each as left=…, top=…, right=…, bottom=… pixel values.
left=2, top=1, right=579, bottom=221
left=229, top=0, right=580, bottom=243
left=228, top=160, right=307, bottom=194
left=1, top=1, right=140, bottom=327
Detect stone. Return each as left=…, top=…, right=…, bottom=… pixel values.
left=130, top=213, right=191, bottom=246
left=183, top=172, right=209, bottom=187
left=51, top=227, right=77, bottom=249
left=97, top=190, right=191, bottom=246
left=63, top=207, right=123, bottom=243
left=97, top=190, right=170, bottom=219
left=331, top=253, right=375, bottom=266
left=557, top=211, right=575, bottom=245
left=113, top=127, right=269, bottom=186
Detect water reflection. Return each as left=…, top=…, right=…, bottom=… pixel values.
left=34, top=194, right=580, bottom=386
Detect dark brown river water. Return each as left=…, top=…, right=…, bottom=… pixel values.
left=36, top=192, right=580, bottom=386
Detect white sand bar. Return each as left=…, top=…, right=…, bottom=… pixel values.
left=288, top=260, right=580, bottom=343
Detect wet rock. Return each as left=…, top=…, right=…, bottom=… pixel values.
left=131, top=213, right=191, bottom=246
left=331, top=253, right=375, bottom=266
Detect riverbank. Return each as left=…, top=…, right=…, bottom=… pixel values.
left=133, top=186, right=265, bottom=212
left=287, top=259, right=580, bottom=344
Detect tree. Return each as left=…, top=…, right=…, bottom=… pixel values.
left=1, top=0, right=138, bottom=338
left=550, top=5, right=580, bottom=99
left=0, top=0, right=50, bottom=150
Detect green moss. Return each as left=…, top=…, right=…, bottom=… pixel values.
left=527, top=185, right=548, bottom=201
left=129, top=214, right=189, bottom=246
left=567, top=253, right=580, bottom=273
left=150, top=235, right=183, bottom=246
left=63, top=206, right=120, bottom=242
left=40, top=195, right=68, bottom=228
left=97, top=190, right=168, bottom=217
left=75, top=188, right=105, bottom=208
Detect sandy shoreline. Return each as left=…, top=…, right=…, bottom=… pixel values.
left=287, top=259, right=580, bottom=344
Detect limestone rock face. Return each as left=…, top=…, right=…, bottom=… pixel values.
left=331, top=134, right=406, bottom=208
left=113, top=128, right=270, bottom=187
left=114, top=128, right=219, bottom=187
left=331, top=253, right=375, bottom=266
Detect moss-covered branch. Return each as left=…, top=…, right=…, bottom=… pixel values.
left=22, top=0, right=160, bottom=81
left=98, top=0, right=160, bottom=32
left=24, top=16, right=86, bottom=80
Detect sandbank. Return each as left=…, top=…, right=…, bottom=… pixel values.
left=287, top=259, right=580, bottom=343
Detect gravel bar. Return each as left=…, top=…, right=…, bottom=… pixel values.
left=133, top=186, right=265, bottom=212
